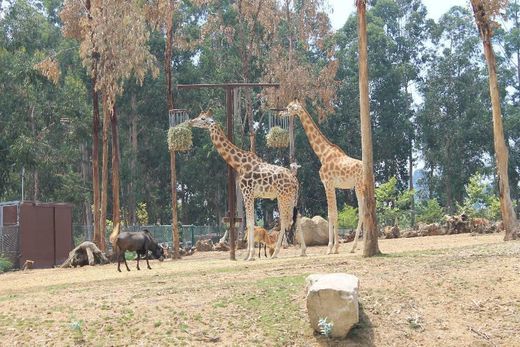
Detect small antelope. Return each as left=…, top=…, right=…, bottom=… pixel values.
left=250, top=226, right=279, bottom=258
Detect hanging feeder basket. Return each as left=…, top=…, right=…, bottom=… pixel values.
left=167, top=109, right=192, bottom=152
left=266, top=110, right=289, bottom=148
left=267, top=126, right=289, bottom=148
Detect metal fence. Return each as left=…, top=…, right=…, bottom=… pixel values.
left=0, top=225, right=19, bottom=265
left=72, top=224, right=224, bottom=249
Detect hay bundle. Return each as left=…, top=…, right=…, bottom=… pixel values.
left=167, top=124, right=192, bottom=152
left=266, top=126, right=289, bottom=148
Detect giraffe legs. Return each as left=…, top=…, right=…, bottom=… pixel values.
left=351, top=187, right=364, bottom=253
left=325, top=185, right=339, bottom=254
left=244, top=195, right=256, bottom=261
left=296, top=211, right=307, bottom=256
left=271, top=200, right=291, bottom=258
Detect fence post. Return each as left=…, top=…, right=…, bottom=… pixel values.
left=191, top=225, right=195, bottom=247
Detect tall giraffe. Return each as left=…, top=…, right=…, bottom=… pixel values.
left=286, top=100, right=364, bottom=253
left=189, top=110, right=306, bottom=260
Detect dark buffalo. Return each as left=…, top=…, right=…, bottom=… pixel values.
left=116, top=230, right=166, bottom=272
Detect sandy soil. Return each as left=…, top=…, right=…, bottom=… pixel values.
left=0, top=233, right=519, bottom=346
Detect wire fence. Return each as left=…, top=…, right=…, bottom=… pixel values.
left=73, top=224, right=225, bottom=249
left=0, top=225, right=19, bottom=265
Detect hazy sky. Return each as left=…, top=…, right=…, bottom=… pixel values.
left=328, top=0, right=470, bottom=30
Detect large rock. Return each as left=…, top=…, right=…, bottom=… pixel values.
left=306, top=273, right=359, bottom=338
left=295, top=216, right=329, bottom=246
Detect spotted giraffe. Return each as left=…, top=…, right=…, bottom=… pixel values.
left=189, top=110, right=306, bottom=260
left=286, top=100, right=365, bottom=253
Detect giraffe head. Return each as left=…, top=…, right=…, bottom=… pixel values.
left=286, top=99, right=304, bottom=118
left=188, top=109, right=216, bottom=129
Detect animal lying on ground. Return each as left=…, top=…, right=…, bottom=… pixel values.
left=252, top=226, right=279, bottom=258
left=116, top=230, right=166, bottom=272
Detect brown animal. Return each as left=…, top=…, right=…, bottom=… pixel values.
left=250, top=226, right=279, bottom=258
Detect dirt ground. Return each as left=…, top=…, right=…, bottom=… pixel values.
left=0, top=233, right=519, bottom=346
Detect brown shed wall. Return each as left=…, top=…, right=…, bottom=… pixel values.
left=18, top=202, right=73, bottom=269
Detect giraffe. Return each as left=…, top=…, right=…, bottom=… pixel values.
left=286, top=100, right=364, bottom=253
left=188, top=110, right=306, bottom=260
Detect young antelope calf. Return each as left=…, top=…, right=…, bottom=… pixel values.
left=252, top=226, right=279, bottom=258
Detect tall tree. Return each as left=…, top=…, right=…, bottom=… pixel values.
left=61, top=0, right=158, bottom=250
left=357, top=0, right=380, bottom=257
left=470, top=0, right=519, bottom=240
left=416, top=7, right=491, bottom=211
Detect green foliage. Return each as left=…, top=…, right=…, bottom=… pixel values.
left=0, top=257, right=13, bottom=273
left=375, top=177, right=414, bottom=227
left=136, top=202, right=149, bottom=225
left=338, top=204, right=358, bottom=229
left=416, top=199, right=445, bottom=224
left=457, top=173, right=503, bottom=220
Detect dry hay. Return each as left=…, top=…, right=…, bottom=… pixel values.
left=167, top=124, right=192, bottom=152
left=266, top=126, right=289, bottom=148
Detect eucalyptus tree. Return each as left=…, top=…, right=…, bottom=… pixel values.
left=60, top=0, right=158, bottom=250
left=416, top=7, right=491, bottom=211
left=470, top=0, right=518, bottom=240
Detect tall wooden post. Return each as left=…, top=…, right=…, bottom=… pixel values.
left=226, top=87, right=237, bottom=260
left=357, top=0, right=381, bottom=257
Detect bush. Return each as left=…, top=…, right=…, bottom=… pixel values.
left=338, top=204, right=358, bottom=229
left=416, top=199, right=444, bottom=224
left=0, top=257, right=13, bottom=273
left=375, top=177, right=413, bottom=227
left=457, top=173, right=506, bottom=221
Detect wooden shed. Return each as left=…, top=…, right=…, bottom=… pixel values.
left=0, top=201, right=73, bottom=269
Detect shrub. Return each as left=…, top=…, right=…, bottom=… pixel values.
left=457, top=173, right=506, bottom=221
left=338, top=204, right=358, bottom=229
left=0, top=257, right=13, bottom=273
left=416, top=198, right=444, bottom=224
left=375, top=177, right=413, bottom=227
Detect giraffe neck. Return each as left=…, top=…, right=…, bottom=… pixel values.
left=297, top=108, right=342, bottom=161
left=208, top=123, right=255, bottom=171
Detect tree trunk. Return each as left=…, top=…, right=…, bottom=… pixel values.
left=98, top=94, right=110, bottom=252
left=166, top=0, right=180, bottom=259
left=357, top=0, right=380, bottom=257
left=29, top=105, right=38, bottom=201
left=471, top=0, right=518, bottom=240
left=87, top=0, right=101, bottom=249
left=109, top=105, right=121, bottom=250
left=128, top=93, right=138, bottom=225
left=81, top=143, right=93, bottom=241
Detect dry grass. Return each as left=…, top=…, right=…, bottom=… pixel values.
left=0, top=233, right=519, bottom=346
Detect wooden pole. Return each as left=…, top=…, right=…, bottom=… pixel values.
left=227, top=87, right=237, bottom=261
left=357, top=0, right=381, bottom=257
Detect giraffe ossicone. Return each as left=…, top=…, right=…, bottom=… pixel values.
left=286, top=100, right=365, bottom=254
left=189, top=110, right=306, bottom=260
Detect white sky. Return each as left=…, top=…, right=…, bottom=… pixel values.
left=328, top=0, right=470, bottom=30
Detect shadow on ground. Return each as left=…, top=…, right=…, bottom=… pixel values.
left=314, top=304, right=375, bottom=347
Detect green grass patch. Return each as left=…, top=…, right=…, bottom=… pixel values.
left=233, top=275, right=307, bottom=344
